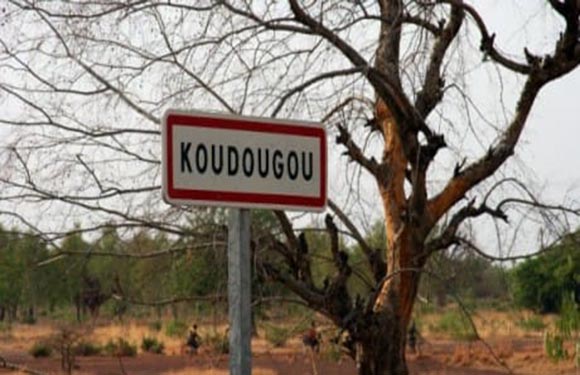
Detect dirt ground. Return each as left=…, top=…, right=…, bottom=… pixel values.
left=1, top=320, right=578, bottom=375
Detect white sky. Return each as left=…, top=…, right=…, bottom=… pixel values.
left=0, top=1, right=578, bottom=257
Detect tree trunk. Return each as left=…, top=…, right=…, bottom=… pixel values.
left=353, top=311, right=409, bottom=375
left=8, top=305, right=17, bottom=322
left=26, top=305, right=35, bottom=323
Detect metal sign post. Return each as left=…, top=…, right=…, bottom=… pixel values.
left=228, top=208, right=252, bottom=375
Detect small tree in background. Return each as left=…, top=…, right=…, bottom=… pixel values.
left=511, top=232, right=580, bottom=313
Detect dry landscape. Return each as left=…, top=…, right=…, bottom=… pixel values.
left=1, top=310, right=578, bottom=375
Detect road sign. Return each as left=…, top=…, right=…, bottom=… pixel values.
left=162, top=110, right=327, bottom=211
left=161, top=110, right=327, bottom=375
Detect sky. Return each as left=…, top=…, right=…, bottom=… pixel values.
left=481, top=1, right=580, bottom=201
left=0, top=1, right=579, bottom=257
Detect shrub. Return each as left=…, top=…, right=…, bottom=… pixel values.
left=30, top=342, right=52, bottom=358
left=510, top=235, right=580, bottom=313
left=204, top=331, right=229, bottom=354
left=544, top=331, right=568, bottom=361
left=264, top=324, right=291, bottom=348
left=321, top=338, right=342, bottom=363
left=148, top=320, right=162, bottom=332
left=74, top=341, right=102, bottom=356
left=415, top=302, right=437, bottom=315
left=164, top=320, right=187, bottom=338
left=544, top=294, right=580, bottom=363
left=0, top=322, right=11, bottom=333
left=21, top=315, right=36, bottom=325
left=432, top=310, right=477, bottom=341
left=104, top=338, right=137, bottom=357
left=516, top=316, right=546, bottom=332
left=141, top=336, right=165, bottom=354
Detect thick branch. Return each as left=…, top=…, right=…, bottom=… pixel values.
left=274, top=210, right=300, bottom=250
left=415, top=2, right=464, bottom=119
left=427, top=74, right=545, bottom=223
left=335, top=123, right=379, bottom=177
left=328, top=199, right=386, bottom=281
left=261, top=263, right=324, bottom=309
left=286, top=0, right=423, bottom=142
left=439, top=0, right=532, bottom=74
left=426, top=199, right=508, bottom=253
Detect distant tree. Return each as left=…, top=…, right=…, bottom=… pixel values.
left=0, top=226, right=23, bottom=321
left=0, top=226, right=49, bottom=322
left=511, top=232, right=580, bottom=313
left=420, top=246, right=509, bottom=307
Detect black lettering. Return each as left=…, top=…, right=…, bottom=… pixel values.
left=257, top=148, right=269, bottom=177
left=273, top=150, right=283, bottom=179
left=228, top=146, right=239, bottom=175
left=288, top=151, right=298, bottom=180
left=196, top=143, right=208, bottom=173
left=180, top=142, right=192, bottom=173
left=302, top=152, right=313, bottom=181
left=211, top=145, right=223, bottom=174
left=242, top=148, right=254, bottom=177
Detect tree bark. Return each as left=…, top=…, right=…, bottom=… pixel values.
left=355, top=314, right=409, bottom=375
left=357, top=95, right=429, bottom=375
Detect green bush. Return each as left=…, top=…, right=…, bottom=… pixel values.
left=510, top=234, right=580, bottom=313
left=74, top=341, right=102, bottom=356
left=555, top=295, right=580, bottom=338
left=204, top=331, right=228, bottom=354
left=141, top=336, right=165, bottom=354
left=264, top=324, right=291, bottom=348
left=415, top=302, right=437, bottom=315
left=147, top=320, right=162, bottom=332
left=164, top=320, right=188, bottom=338
left=321, top=337, right=342, bottom=363
left=432, top=310, right=477, bottom=341
left=0, top=322, right=11, bottom=333
left=544, top=331, right=568, bottom=361
left=29, top=342, right=52, bottom=358
left=516, top=316, right=546, bottom=332
left=544, top=294, right=580, bottom=363
left=104, top=338, right=137, bottom=357
left=21, top=315, right=36, bottom=325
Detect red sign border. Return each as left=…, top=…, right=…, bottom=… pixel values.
left=162, top=110, right=327, bottom=211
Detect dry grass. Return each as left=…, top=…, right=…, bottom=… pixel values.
left=0, top=323, right=56, bottom=354
left=1, top=311, right=578, bottom=375
left=419, top=309, right=555, bottom=340
left=160, top=370, right=277, bottom=375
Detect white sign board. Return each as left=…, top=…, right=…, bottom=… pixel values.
left=162, top=110, right=327, bottom=211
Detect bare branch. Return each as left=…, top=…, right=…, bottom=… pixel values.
left=335, top=122, right=380, bottom=177
left=436, top=0, right=532, bottom=74
left=37, top=242, right=225, bottom=267
left=415, top=2, right=464, bottom=119
left=271, top=67, right=363, bottom=118
left=328, top=199, right=385, bottom=281
left=112, top=293, right=226, bottom=307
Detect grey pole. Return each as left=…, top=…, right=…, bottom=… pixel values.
left=228, top=208, right=252, bottom=375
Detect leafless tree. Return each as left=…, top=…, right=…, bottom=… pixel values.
left=1, top=1, right=579, bottom=374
